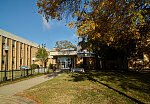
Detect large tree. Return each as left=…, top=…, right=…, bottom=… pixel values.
left=36, top=0, right=150, bottom=69
left=54, top=40, right=76, bottom=50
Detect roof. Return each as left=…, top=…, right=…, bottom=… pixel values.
left=0, top=29, right=50, bottom=51
left=60, top=48, right=75, bottom=51
left=77, top=48, right=94, bottom=54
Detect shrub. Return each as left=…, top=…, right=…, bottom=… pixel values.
left=31, top=64, right=39, bottom=69
left=48, top=63, right=53, bottom=69
left=79, top=62, right=84, bottom=68
left=44, top=66, right=47, bottom=69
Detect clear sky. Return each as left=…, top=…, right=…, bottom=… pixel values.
left=0, top=0, right=78, bottom=50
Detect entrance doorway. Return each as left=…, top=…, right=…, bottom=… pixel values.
left=57, top=57, right=72, bottom=69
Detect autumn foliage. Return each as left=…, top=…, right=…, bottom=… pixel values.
left=36, top=0, right=150, bottom=69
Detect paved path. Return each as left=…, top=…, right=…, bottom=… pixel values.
left=0, top=95, right=37, bottom=104
left=0, top=72, right=63, bottom=104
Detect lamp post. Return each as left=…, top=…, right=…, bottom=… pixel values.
left=32, top=57, right=35, bottom=64
left=3, top=44, right=9, bottom=81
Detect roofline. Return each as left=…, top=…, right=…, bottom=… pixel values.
left=0, top=29, right=51, bottom=51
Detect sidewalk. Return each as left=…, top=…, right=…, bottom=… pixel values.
left=0, top=71, right=63, bottom=104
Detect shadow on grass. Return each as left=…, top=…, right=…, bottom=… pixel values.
left=69, top=70, right=150, bottom=104
left=86, top=74, right=144, bottom=104
left=45, top=71, right=64, bottom=79
left=69, top=73, right=87, bottom=82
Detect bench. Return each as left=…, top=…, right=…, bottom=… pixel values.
left=71, top=68, right=84, bottom=72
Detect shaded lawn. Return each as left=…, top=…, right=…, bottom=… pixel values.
left=17, top=70, right=150, bottom=104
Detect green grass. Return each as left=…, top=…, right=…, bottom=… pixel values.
left=0, top=70, right=22, bottom=81
left=17, top=70, right=150, bottom=104
left=0, top=69, right=53, bottom=81
left=0, top=70, right=53, bottom=87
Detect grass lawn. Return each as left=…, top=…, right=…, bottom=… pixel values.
left=17, top=70, right=150, bottom=104
left=0, top=70, right=53, bottom=87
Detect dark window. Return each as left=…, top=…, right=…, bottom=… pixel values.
left=12, top=57, right=15, bottom=65
left=20, top=43, right=22, bottom=50
left=20, top=59, right=22, bottom=65
left=12, top=40, right=15, bottom=48
left=2, top=56, right=5, bottom=64
left=27, top=45, right=28, bottom=51
left=2, top=37, right=5, bottom=44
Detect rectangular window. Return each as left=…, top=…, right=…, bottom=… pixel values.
left=20, top=43, right=22, bottom=50
left=2, top=56, right=5, bottom=64
left=2, top=37, right=6, bottom=44
left=21, top=43, right=23, bottom=50
left=12, top=57, right=15, bottom=65
left=20, top=59, right=22, bottom=65
left=12, top=40, right=15, bottom=48
left=27, top=45, right=28, bottom=51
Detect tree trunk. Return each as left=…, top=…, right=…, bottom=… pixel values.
left=123, top=55, right=128, bottom=71
left=95, top=55, right=100, bottom=70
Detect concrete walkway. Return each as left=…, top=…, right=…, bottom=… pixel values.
left=0, top=72, right=63, bottom=104
left=0, top=95, right=37, bottom=104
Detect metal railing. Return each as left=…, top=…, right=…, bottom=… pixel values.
left=0, top=68, right=50, bottom=83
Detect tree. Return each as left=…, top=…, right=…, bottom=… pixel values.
left=31, top=64, right=39, bottom=69
left=36, top=0, right=150, bottom=69
left=48, top=63, right=53, bottom=69
left=36, top=44, right=48, bottom=69
left=55, top=40, right=76, bottom=50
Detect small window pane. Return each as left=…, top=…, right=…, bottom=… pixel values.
left=2, top=37, right=5, bottom=44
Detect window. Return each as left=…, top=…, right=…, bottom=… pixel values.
left=27, top=45, right=28, bottom=51
left=2, top=56, right=5, bottom=64
left=2, top=37, right=6, bottom=44
left=20, top=59, right=22, bottom=65
left=12, top=57, right=15, bottom=65
left=12, top=40, right=15, bottom=48
left=20, top=43, right=22, bottom=50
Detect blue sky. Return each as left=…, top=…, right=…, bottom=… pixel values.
left=0, top=0, right=78, bottom=50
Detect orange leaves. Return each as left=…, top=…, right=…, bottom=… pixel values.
left=56, top=4, right=59, bottom=7
left=68, top=22, right=75, bottom=29
left=36, top=0, right=149, bottom=51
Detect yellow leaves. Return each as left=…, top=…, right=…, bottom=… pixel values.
left=136, top=32, right=140, bottom=39
left=95, top=10, right=99, bottom=13
left=68, top=22, right=75, bottom=29
left=110, top=37, right=114, bottom=42
left=92, top=37, right=95, bottom=40
left=107, top=43, right=110, bottom=46
left=132, top=4, right=135, bottom=8
left=84, top=3, right=88, bottom=8
left=90, top=0, right=93, bottom=3
left=56, top=4, right=59, bottom=7
left=97, top=33, right=101, bottom=38
left=89, top=21, right=95, bottom=30
left=54, top=12, right=58, bottom=17
left=102, top=2, right=105, bottom=6
left=73, top=13, right=77, bottom=16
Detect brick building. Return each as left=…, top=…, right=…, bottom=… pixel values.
left=0, top=29, right=51, bottom=71
left=50, top=48, right=95, bottom=70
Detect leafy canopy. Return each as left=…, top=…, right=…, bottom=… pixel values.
left=55, top=40, right=76, bottom=50
left=37, top=0, right=150, bottom=56
left=36, top=44, right=48, bottom=67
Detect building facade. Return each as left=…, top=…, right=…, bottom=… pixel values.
left=50, top=48, right=95, bottom=70
left=0, top=29, right=51, bottom=71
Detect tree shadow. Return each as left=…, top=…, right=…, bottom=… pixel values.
left=69, top=70, right=150, bottom=104
left=86, top=75, right=144, bottom=104
left=69, top=73, right=87, bottom=82
left=45, top=71, right=63, bottom=79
